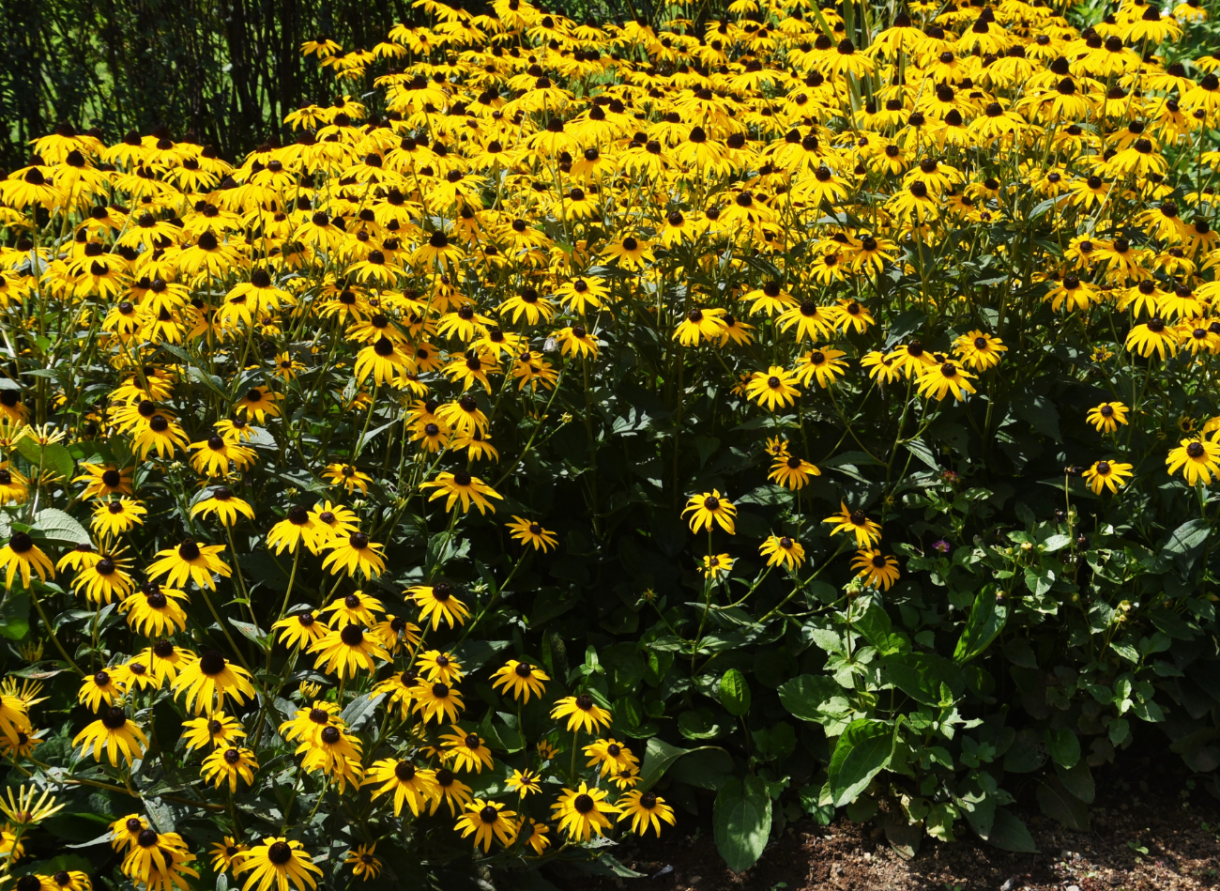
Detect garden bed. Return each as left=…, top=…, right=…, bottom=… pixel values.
left=567, top=755, right=1220, bottom=891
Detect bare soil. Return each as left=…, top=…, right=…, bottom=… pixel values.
left=551, top=755, right=1220, bottom=891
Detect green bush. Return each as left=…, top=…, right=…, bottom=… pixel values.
left=0, top=0, right=1217, bottom=887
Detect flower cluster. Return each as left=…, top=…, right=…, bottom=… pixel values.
left=0, top=0, right=1218, bottom=882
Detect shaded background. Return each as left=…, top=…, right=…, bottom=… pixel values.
left=0, top=0, right=628, bottom=169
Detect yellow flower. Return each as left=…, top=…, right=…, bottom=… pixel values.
left=505, top=516, right=558, bottom=551
left=491, top=660, right=550, bottom=703
left=851, top=549, right=901, bottom=590
left=681, top=490, right=737, bottom=534
left=344, top=844, right=382, bottom=881
left=1083, top=459, right=1134, bottom=495
left=1086, top=402, right=1129, bottom=434
left=824, top=502, right=883, bottom=548
left=1166, top=438, right=1220, bottom=486
left=617, top=789, right=676, bottom=836
left=454, top=799, right=518, bottom=852
left=759, top=534, right=806, bottom=570
left=550, top=693, right=613, bottom=735
left=745, top=366, right=801, bottom=410
left=551, top=782, right=619, bottom=841
left=232, top=838, right=322, bottom=891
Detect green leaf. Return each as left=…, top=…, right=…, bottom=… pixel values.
left=0, top=592, right=30, bottom=641
left=982, top=808, right=1038, bottom=853
left=637, top=738, right=727, bottom=791
left=1055, top=761, right=1095, bottom=804
left=904, top=438, right=940, bottom=472
left=885, top=652, right=963, bottom=706
left=713, top=775, right=772, bottom=874
left=954, top=587, right=1007, bottom=663
left=1044, top=726, right=1080, bottom=770
left=228, top=617, right=270, bottom=650
left=15, top=438, right=74, bottom=480
left=339, top=692, right=385, bottom=733
left=1161, top=519, right=1210, bottom=561
left=827, top=719, right=894, bottom=807
left=669, top=747, right=734, bottom=790
left=1024, top=566, right=1054, bottom=597
left=32, top=508, right=90, bottom=545
left=778, top=674, right=850, bottom=723
left=719, top=668, right=751, bottom=717
left=1036, top=776, right=1090, bottom=831
left=1012, top=391, right=1062, bottom=442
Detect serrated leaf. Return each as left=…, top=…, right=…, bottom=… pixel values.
left=827, top=719, right=894, bottom=807
left=713, top=775, right=772, bottom=874
left=33, top=508, right=91, bottom=545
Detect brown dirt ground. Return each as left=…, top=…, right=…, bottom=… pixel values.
left=552, top=755, right=1220, bottom=891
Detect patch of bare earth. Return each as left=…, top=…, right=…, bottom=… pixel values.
left=553, top=756, right=1219, bottom=891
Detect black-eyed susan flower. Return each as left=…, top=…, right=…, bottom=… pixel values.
left=321, top=532, right=386, bottom=579
left=1083, top=459, right=1134, bottom=495
left=414, top=649, right=463, bottom=684
left=78, top=670, right=123, bottom=712
left=794, top=347, right=849, bottom=388
left=440, top=726, right=495, bottom=773
left=506, top=769, right=543, bottom=798
left=363, top=759, right=438, bottom=816
left=490, top=659, right=550, bottom=702
left=190, top=486, right=256, bottom=526
left=209, top=837, right=248, bottom=874
left=321, top=463, right=372, bottom=495
left=408, top=582, right=470, bottom=630
left=617, top=789, right=677, bottom=836
left=520, top=818, right=551, bottom=855
left=851, top=549, right=901, bottom=591
left=146, top=538, right=231, bottom=591
left=187, top=434, right=257, bottom=478
left=552, top=782, right=619, bottom=841
left=760, top=534, right=806, bottom=570
left=232, top=838, right=322, bottom=891
left=90, top=497, right=146, bottom=538
left=550, top=693, right=612, bottom=735
left=121, top=829, right=196, bottom=891
left=271, top=611, right=328, bottom=650
left=682, top=490, right=736, bottom=534
left=319, top=590, right=384, bottom=629
left=701, top=553, right=734, bottom=578
left=181, top=712, right=247, bottom=751
left=0, top=465, right=28, bottom=505
left=584, top=738, right=640, bottom=778
left=768, top=453, right=821, bottom=490
left=505, top=515, right=558, bottom=551
left=201, top=746, right=258, bottom=792
left=953, top=330, right=1008, bottom=370
left=429, top=767, right=474, bottom=817
left=309, top=624, right=389, bottom=679
left=414, top=680, right=465, bottom=725
left=745, top=366, right=800, bottom=410
left=421, top=470, right=503, bottom=514
left=343, top=844, right=381, bottom=881
left=1166, top=438, right=1220, bottom=486
left=1126, top=317, right=1180, bottom=359
left=0, top=533, right=55, bottom=590
left=73, top=707, right=147, bottom=766
left=1086, top=402, right=1129, bottom=434
left=172, top=650, right=255, bottom=714
left=823, top=502, right=882, bottom=548
left=455, top=799, right=518, bottom=852
left=119, top=582, right=188, bottom=636
left=71, top=551, right=135, bottom=604
left=917, top=361, right=977, bottom=401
